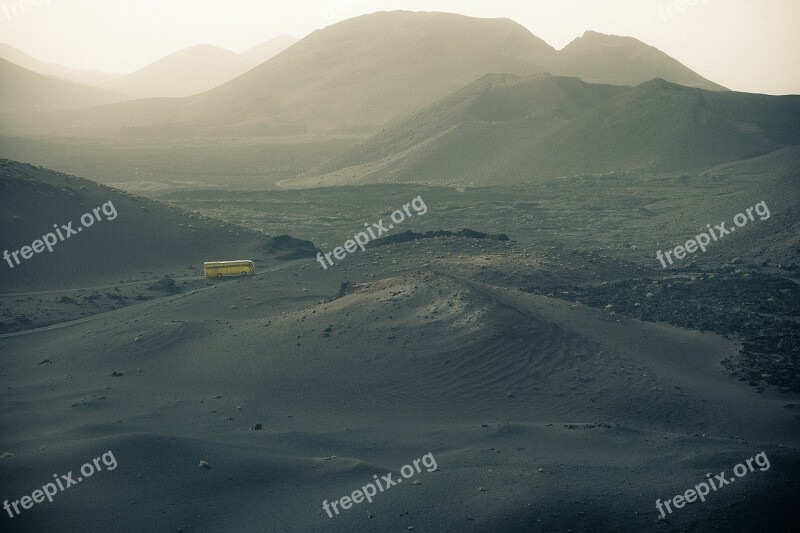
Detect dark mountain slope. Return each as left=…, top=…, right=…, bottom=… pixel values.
left=0, top=160, right=269, bottom=290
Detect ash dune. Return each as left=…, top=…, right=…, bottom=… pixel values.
left=1, top=255, right=797, bottom=532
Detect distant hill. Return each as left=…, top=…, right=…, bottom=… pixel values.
left=103, top=44, right=259, bottom=98
left=0, top=58, right=125, bottom=110
left=0, top=11, right=550, bottom=137
left=182, top=11, right=555, bottom=135
left=0, top=43, right=120, bottom=87
left=291, top=74, right=800, bottom=187
left=0, top=12, right=731, bottom=141
left=242, top=35, right=300, bottom=64
left=554, top=31, right=726, bottom=91
left=0, top=160, right=270, bottom=290
left=0, top=38, right=299, bottom=99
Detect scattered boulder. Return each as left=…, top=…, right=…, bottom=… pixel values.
left=371, top=229, right=510, bottom=248
left=264, top=234, right=319, bottom=260
left=146, top=277, right=183, bottom=294
left=332, top=281, right=359, bottom=301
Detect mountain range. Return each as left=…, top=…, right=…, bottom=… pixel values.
left=0, top=11, right=729, bottom=138
left=0, top=42, right=122, bottom=87
left=0, top=35, right=299, bottom=100
left=1, top=10, right=795, bottom=193
left=292, top=73, right=800, bottom=186
left=102, top=36, right=300, bottom=98
left=0, top=57, right=124, bottom=110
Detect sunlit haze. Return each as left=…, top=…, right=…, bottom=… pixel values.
left=0, top=0, right=798, bottom=94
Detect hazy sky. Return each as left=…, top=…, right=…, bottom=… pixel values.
left=1, top=0, right=798, bottom=94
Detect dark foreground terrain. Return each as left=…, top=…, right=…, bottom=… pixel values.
left=1, top=161, right=799, bottom=532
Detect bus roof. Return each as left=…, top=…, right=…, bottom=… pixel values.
left=203, top=260, right=254, bottom=266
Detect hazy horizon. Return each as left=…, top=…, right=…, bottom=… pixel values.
left=0, top=0, right=799, bottom=95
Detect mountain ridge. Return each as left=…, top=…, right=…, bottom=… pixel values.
left=0, top=11, right=730, bottom=139
left=288, top=73, right=800, bottom=187
left=555, top=30, right=727, bottom=91
left=0, top=43, right=121, bottom=87
left=241, top=34, right=300, bottom=64
left=102, top=44, right=259, bottom=98
left=0, top=57, right=126, bottom=110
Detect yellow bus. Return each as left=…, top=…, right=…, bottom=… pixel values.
left=204, top=260, right=256, bottom=278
